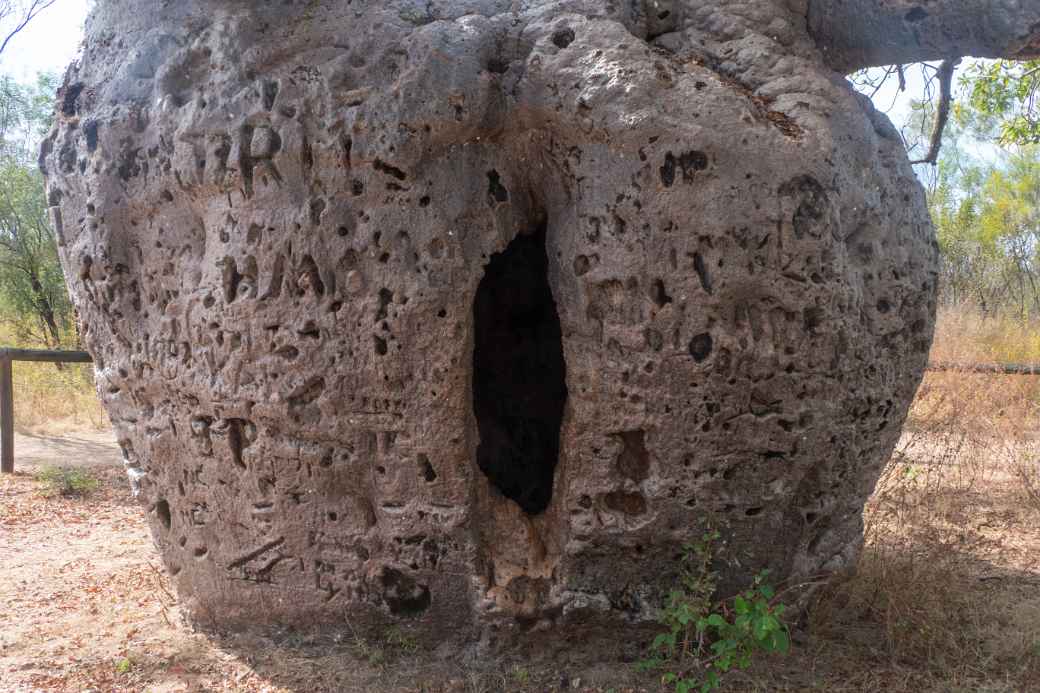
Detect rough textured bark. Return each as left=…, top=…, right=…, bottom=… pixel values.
left=41, top=0, right=1025, bottom=657
left=809, top=0, right=1040, bottom=72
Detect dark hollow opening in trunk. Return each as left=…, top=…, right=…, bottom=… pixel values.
left=473, top=224, right=567, bottom=515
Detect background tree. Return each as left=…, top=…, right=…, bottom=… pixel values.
left=964, top=59, right=1040, bottom=146
left=0, top=72, right=73, bottom=347
left=924, top=99, right=1040, bottom=319
left=832, top=3, right=1040, bottom=319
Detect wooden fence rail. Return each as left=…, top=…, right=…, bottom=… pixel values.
left=926, top=361, right=1040, bottom=376
left=0, top=349, right=1039, bottom=475
left=0, top=348, right=92, bottom=474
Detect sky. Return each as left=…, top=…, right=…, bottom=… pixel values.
left=0, top=0, right=91, bottom=81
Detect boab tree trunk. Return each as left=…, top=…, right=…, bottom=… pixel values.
left=40, top=0, right=1039, bottom=655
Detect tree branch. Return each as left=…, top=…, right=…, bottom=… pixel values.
left=910, top=58, right=959, bottom=166
left=809, top=0, right=1040, bottom=73
left=0, top=0, right=56, bottom=58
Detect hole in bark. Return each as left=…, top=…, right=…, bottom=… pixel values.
left=614, top=430, right=650, bottom=482
left=62, top=83, right=84, bottom=116
left=374, top=158, right=406, bottom=180
left=689, top=332, right=713, bottom=362
left=227, top=419, right=247, bottom=470
left=381, top=567, right=431, bottom=616
left=486, top=57, right=509, bottom=74
left=604, top=490, right=647, bottom=515
left=679, top=151, right=708, bottom=179
left=552, top=28, right=575, bottom=48
left=486, top=170, right=509, bottom=205
left=262, top=80, right=279, bottom=110
left=419, top=454, right=437, bottom=482
left=473, top=223, right=567, bottom=515
left=376, top=287, right=393, bottom=321
left=660, top=153, right=677, bottom=187
left=693, top=251, right=713, bottom=295
left=905, top=7, right=927, bottom=22
left=650, top=278, right=672, bottom=308
left=84, top=121, right=99, bottom=152
left=155, top=499, right=172, bottom=530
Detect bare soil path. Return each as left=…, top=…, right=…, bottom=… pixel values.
left=5, top=431, right=123, bottom=471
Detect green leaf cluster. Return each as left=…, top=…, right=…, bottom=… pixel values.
left=928, top=130, right=1040, bottom=319
left=35, top=465, right=99, bottom=497
left=639, top=529, right=790, bottom=693
left=962, top=60, right=1040, bottom=146
left=0, top=72, right=76, bottom=348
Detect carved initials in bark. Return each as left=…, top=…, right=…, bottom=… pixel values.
left=42, top=0, right=1028, bottom=656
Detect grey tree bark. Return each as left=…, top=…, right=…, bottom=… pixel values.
left=38, top=0, right=1037, bottom=657
left=809, top=0, right=1040, bottom=72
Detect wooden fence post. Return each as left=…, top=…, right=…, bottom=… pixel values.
left=1, top=354, right=13, bottom=474
left=0, top=348, right=93, bottom=474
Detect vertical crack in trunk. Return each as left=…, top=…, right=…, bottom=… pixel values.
left=473, top=224, right=567, bottom=515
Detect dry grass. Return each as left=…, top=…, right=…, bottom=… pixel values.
left=1, top=328, right=107, bottom=433
left=798, top=303, right=1040, bottom=692
left=931, top=304, right=1040, bottom=364
left=11, top=359, right=108, bottom=433
left=915, top=303, right=1040, bottom=506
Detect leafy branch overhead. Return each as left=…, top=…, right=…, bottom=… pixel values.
left=965, top=59, right=1040, bottom=146
left=816, top=1, right=1040, bottom=160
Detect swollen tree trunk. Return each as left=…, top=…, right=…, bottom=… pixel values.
left=39, top=0, right=1036, bottom=655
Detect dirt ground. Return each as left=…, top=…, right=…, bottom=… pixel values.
left=1, top=429, right=1039, bottom=693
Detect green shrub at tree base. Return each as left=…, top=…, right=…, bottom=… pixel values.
left=35, top=465, right=99, bottom=497
left=639, top=528, right=790, bottom=693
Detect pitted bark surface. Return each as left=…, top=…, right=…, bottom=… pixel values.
left=43, top=0, right=937, bottom=655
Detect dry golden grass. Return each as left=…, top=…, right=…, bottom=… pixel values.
left=1, top=327, right=107, bottom=433
left=798, top=303, right=1040, bottom=692
left=912, top=303, right=1040, bottom=508
left=931, top=304, right=1040, bottom=364
left=11, top=359, right=108, bottom=433
left=926, top=304, right=1040, bottom=429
